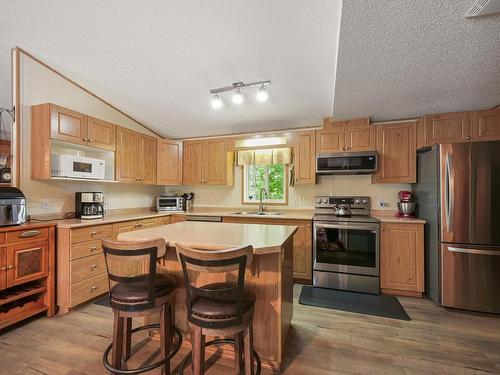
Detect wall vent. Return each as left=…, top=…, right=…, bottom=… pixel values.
left=465, top=0, right=500, bottom=17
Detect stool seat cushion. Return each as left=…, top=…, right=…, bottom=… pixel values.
left=191, top=282, right=255, bottom=320
left=111, top=273, right=176, bottom=303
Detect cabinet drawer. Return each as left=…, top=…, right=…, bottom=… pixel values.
left=138, top=218, right=157, bottom=229
left=70, top=273, right=108, bottom=307
left=71, top=253, right=107, bottom=284
left=71, top=225, right=112, bottom=244
left=6, top=227, right=49, bottom=244
left=71, top=240, right=103, bottom=260
left=157, top=216, right=171, bottom=226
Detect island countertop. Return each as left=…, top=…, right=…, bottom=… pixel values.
left=118, top=221, right=298, bottom=255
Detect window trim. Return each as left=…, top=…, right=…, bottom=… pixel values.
left=241, top=164, right=289, bottom=206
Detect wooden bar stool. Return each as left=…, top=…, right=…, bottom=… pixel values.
left=176, top=243, right=261, bottom=375
left=101, top=238, right=182, bottom=375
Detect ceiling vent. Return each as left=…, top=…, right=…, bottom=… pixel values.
left=465, top=0, right=500, bottom=17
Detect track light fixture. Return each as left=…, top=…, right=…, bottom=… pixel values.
left=210, top=80, right=270, bottom=109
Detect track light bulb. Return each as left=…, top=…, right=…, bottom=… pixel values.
left=232, top=89, right=244, bottom=104
left=256, top=86, right=269, bottom=102
left=211, top=94, right=223, bottom=109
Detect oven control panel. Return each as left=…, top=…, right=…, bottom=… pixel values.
left=315, top=196, right=370, bottom=209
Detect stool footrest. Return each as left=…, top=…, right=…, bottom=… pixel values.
left=178, top=338, right=261, bottom=375
left=103, top=323, right=183, bottom=375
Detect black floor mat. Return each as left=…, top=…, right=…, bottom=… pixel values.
left=94, top=296, right=111, bottom=307
left=299, top=286, right=411, bottom=321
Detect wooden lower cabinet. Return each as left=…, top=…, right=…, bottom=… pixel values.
left=223, top=217, right=312, bottom=283
left=170, top=214, right=186, bottom=223
left=0, top=224, right=56, bottom=330
left=380, top=222, right=424, bottom=297
left=57, top=215, right=173, bottom=313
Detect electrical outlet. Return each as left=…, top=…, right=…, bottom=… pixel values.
left=378, top=201, right=390, bottom=207
left=41, top=200, right=50, bottom=209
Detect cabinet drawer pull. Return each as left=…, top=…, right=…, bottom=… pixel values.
left=90, top=231, right=97, bottom=236
left=91, top=264, right=97, bottom=270
left=91, top=286, right=97, bottom=291
left=90, top=246, right=98, bottom=251
left=19, top=230, right=41, bottom=238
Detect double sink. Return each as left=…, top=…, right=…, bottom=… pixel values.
left=232, top=211, right=283, bottom=216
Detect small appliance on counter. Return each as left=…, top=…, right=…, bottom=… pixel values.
left=157, top=194, right=184, bottom=212
left=396, top=190, right=416, bottom=218
left=75, top=192, right=105, bottom=219
left=51, top=153, right=106, bottom=180
left=181, top=192, right=194, bottom=211
left=0, top=187, right=27, bottom=226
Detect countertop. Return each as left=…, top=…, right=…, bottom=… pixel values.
left=118, top=221, right=298, bottom=255
left=39, top=207, right=426, bottom=228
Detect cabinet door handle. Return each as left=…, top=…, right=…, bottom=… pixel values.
left=341, top=147, right=345, bottom=151
left=83, top=137, right=89, bottom=141
left=1, top=266, right=6, bottom=271
left=345, top=146, right=350, bottom=150
left=377, top=176, right=382, bottom=180
left=90, top=246, right=97, bottom=252
left=88, top=139, right=95, bottom=142
left=91, top=286, right=97, bottom=291
left=19, top=230, right=41, bottom=238
left=90, top=231, right=97, bottom=236
left=381, top=227, right=385, bottom=231
left=465, top=136, right=471, bottom=140
left=7, top=265, right=15, bottom=269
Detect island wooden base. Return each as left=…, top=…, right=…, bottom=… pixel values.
left=150, top=237, right=294, bottom=371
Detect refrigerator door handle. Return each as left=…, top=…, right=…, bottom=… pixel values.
left=444, top=154, right=453, bottom=231
left=448, top=246, right=500, bottom=256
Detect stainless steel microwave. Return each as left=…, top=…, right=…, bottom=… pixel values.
left=156, top=196, right=184, bottom=212
left=316, top=152, right=377, bottom=175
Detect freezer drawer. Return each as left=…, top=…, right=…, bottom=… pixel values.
left=441, top=243, right=500, bottom=313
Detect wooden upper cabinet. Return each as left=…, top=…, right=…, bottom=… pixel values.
left=343, top=118, right=374, bottom=152
left=316, top=118, right=344, bottom=153
left=373, top=121, right=416, bottom=183
left=49, top=104, right=88, bottom=146
left=203, top=138, right=227, bottom=184
left=138, top=134, right=157, bottom=184
left=471, top=108, right=500, bottom=142
left=183, top=138, right=231, bottom=185
left=157, top=139, right=183, bottom=185
left=87, top=116, right=116, bottom=151
left=116, top=127, right=139, bottom=183
left=317, top=117, right=374, bottom=153
left=294, top=130, right=316, bottom=184
left=425, top=112, right=471, bottom=145
left=380, top=223, right=424, bottom=295
left=183, top=140, right=203, bottom=185
left=116, top=127, right=157, bottom=184
left=415, top=117, right=427, bottom=149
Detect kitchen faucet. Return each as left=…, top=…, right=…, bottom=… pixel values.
left=259, top=187, right=268, bottom=213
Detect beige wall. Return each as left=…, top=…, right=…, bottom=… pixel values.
left=165, top=166, right=410, bottom=210
left=20, top=53, right=162, bottom=215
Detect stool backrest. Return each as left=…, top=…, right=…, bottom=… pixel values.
left=102, top=238, right=166, bottom=311
left=175, top=243, right=253, bottom=328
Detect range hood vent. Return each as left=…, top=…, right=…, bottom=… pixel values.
left=465, top=0, right=500, bottom=18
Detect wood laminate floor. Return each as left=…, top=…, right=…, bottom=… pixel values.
left=1, top=285, right=499, bottom=375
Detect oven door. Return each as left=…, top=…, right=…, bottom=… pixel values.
left=313, top=221, right=379, bottom=276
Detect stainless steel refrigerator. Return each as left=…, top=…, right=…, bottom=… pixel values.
left=413, top=141, right=500, bottom=313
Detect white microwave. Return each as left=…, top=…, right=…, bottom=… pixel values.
left=51, top=154, right=106, bottom=180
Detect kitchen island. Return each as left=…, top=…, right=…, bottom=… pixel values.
left=118, top=221, right=297, bottom=370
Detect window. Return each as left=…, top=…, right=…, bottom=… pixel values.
left=243, top=164, right=286, bottom=204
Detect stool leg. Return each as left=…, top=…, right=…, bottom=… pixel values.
left=191, top=326, right=205, bottom=375
left=160, top=304, right=172, bottom=375
left=234, top=332, right=243, bottom=374
left=243, top=321, right=254, bottom=375
left=112, top=313, right=125, bottom=373
left=124, top=318, right=132, bottom=361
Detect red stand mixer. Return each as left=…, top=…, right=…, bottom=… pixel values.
left=396, top=191, right=416, bottom=218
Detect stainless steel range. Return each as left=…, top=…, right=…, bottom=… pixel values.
left=313, top=196, right=380, bottom=294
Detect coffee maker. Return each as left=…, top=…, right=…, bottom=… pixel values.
left=396, top=191, right=416, bottom=218
left=75, top=192, right=105, bottom=219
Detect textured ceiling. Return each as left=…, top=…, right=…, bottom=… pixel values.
left=333, top=0, right=500, bottom=121
left=0, top=0, right=340, bottom=138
